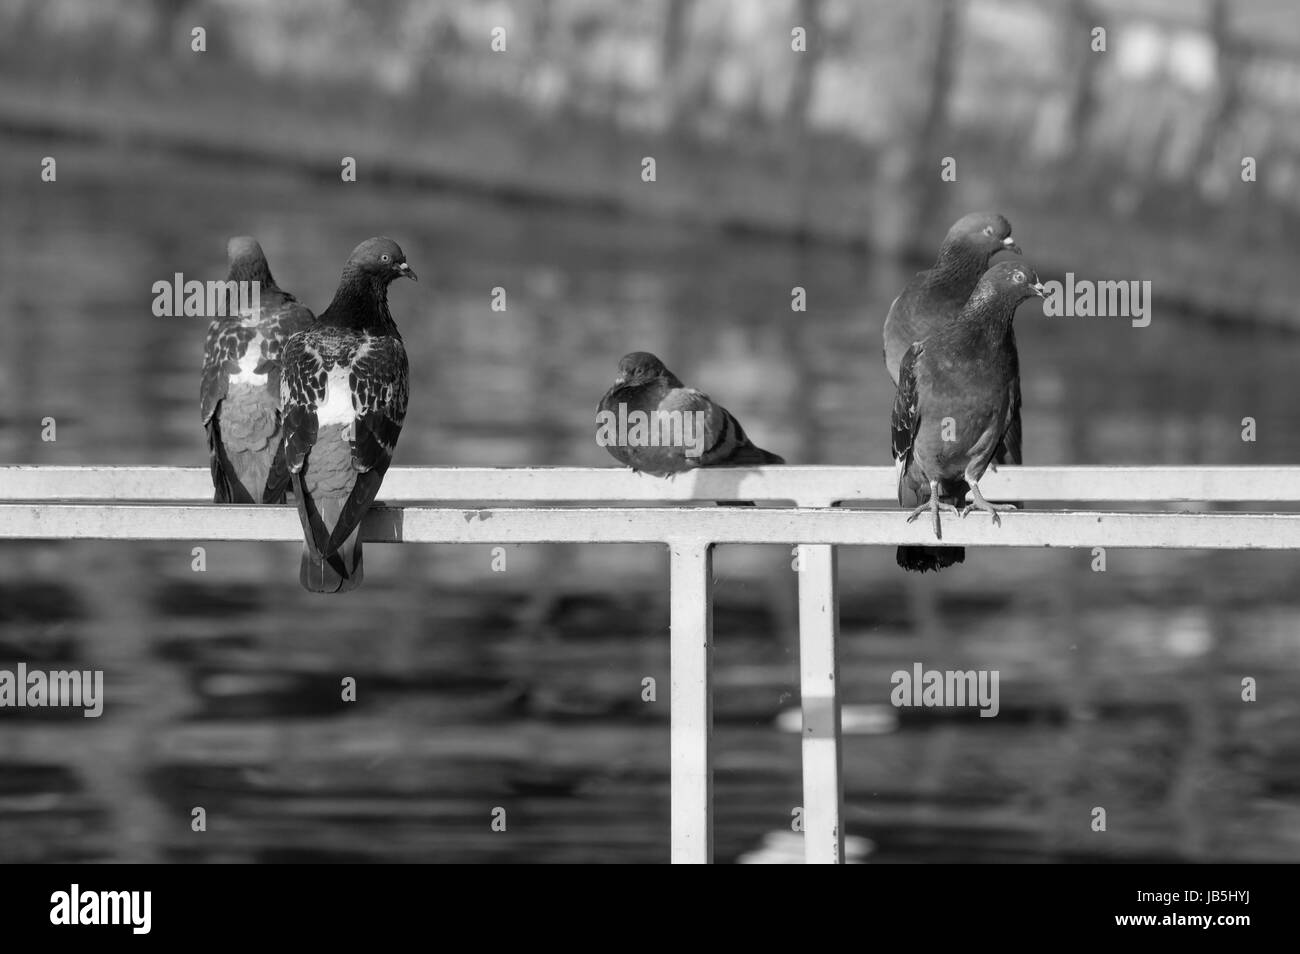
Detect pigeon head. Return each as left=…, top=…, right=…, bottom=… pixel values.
left=344, top=237, right=418, bottom=284
left=614, top=351, right=670, bottom=387
left=944, top=212, right=1020, bottom=260
left=226, top=236, right=275, bottom=285
left=973, top=260, right=1046, bottom=306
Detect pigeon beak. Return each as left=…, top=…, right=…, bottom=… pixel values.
left=397, top=262, right=417, bottom=281
left=613, top=374, right=627, bottom=386
left=1002, top=236, right=1021, bottom=255
left=1030, top=281, right=1046, bottom=298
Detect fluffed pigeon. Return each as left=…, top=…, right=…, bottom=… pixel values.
left=883, top=212, right=1023, bottom=471
left=279, top=237, right=416, bottom=593
left=200, top=237, right=315, bottom=504
left=596, top=352, right=784, bottom=480
left=892, top=260, right=1044, bottom=572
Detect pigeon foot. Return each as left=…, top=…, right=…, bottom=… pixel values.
left=905, top=481, right=959, bottom=540
left=960, top=482, right=1017, bottom=527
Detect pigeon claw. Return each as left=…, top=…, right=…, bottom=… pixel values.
left=961, top=482, right=1018, bottom=527
left=905, top=492, right=958, bottom=541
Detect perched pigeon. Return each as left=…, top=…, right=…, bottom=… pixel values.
left=883, top=212, right=1023, bottom=471
left=892, top=260, right=1044, bottom=573
left=279, top=238, right=416, bottom=593
left=200, top=237, right=315, bottom=504
left=596, top=352, right=784, bottom=478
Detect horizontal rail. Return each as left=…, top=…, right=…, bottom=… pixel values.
left=4, top=465, right=1300, bottom=504
left=6, top=504, right=1300, bottom=548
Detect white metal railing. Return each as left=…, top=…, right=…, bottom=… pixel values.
left=4, top=465, right=1300, bottom=864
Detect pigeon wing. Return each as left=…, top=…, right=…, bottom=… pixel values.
left=995, top=329, right=1022, bottom=466
left=891, top=342, right=925, bottom=505
left=200, top=322, right=234, bottom=426
left=256, top=299, right=317, bottom=502
left=326, top=338, right=409, bottom=554
left=882, top=271, right=928, bottom=385
left=263, top=297, right=316, bottom=358
left=891, top=343, right=922, bottom=466
left=659, top=387, right=779, bottom=467
left=201, top=321, right=257, bottom=502
left=279, top=333, right=322, bottom=475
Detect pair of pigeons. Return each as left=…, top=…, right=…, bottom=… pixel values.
left=885, top=212, right=1045, bottom=572
left=200, top=236, right=416, bottom=594
left=597, top=212, right=1042, bottom=575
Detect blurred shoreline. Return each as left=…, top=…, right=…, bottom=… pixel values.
left=4, top=0, right=1300, bottom=329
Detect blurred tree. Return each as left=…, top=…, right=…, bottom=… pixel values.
left=908, top=0, right=960, bottom=245
left=661, top=0, right=694, bottom=131
left=784, top=0, right=823, bottom=134
left=148, top=0, right=204, bottom=59
left=1061, top=0, right=1102, bottom=165
left=1191, top=0, right=1242, bottom=184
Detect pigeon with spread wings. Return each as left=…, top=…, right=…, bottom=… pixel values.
left=279, top=237, right=416, bottom=593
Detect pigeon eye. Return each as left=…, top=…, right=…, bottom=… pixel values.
left=1013, top=271, right=1025, bottom=283
left=983, top=226, right=994, bottom=236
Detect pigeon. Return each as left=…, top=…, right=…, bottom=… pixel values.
left=279, top=238, right=416, bottom=593
left=596, top=352, right=783, bottom=481
left=883, top=212, right=1023, bottom=472
left=200, top=237, right=315, bottom=504
left=892, top=260, right=1044, bottom=573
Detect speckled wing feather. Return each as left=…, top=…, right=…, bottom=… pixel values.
left=328, top=337, right=409, bottom=553
left=280, top=334, right=328, bottom=549
left=279, top=335, right=322, bottom=460
left=200, top=322, right=246, bottom=428
left=200, top=320, right=248, bottom=502
left=349, top=340, right=409, bottom=474
left=279, top=330, right=409, bottom=557
left=261, top=292, right=314, bottom=343
left=890, top=342, right=922, bottom=497
left=256, top=296, right=316, bottom=403
left=257, top=295, right=315, bottom=502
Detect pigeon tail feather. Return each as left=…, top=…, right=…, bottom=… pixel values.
left=725, top=444, right=784, bottom=466
left=228, top=446, right=272, bottom=506
left=300, top=546, right=348, bottom=592
left=298, top=496, right=364, bottom=593
left=897, top=545, right=966, bottom=572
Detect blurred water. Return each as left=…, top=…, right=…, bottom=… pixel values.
left=2, top=142, right=1300, bottom=862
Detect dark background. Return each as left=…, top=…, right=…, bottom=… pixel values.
left=1, top=0, right=1299, bottom=863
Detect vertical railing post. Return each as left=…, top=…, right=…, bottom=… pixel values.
left=798, top=542, right=844, bottom=863
left=669, top=541, right=714, bottom=863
